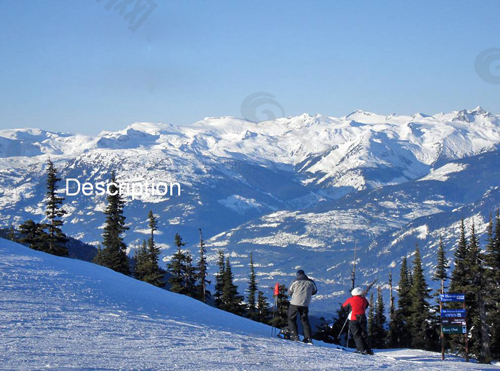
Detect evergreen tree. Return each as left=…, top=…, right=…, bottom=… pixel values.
left=99, top=172, right=130, bottom=275
left=408, top=244, right=432, bottom=350
left=7, top=225, right=16, bottom=241
left=450, top=218, right=468, bottom=294
left=398, top=257, right=412, bottom=314
left=183, top=251, right=198, bottom=298
left=93, top=244, right=103, bottom=265
left=246, top=252, right=258, bottom=320
left=484, top=212, right=500, bottom=278
left=44, top=159, right=68, bottom=256
left=313, top=317, right=336, bottom=343
left=269, top=284, right=289, bottom=330
left=220, top=257, right=244, bottom=315
left=386, top=271, right=399, bottom=348
left=330, top=304, right=350, bottom=347
left=168, top=233, right=188, bottom=294
left=433, top=236, right=449, bottom=294
left=370, top=286, right=387, bottom=348
left=465, top=221, right=490, bottom=363
left=214, top=250, right=226, bottom=308
left=448, top=219, right=471, bottom=355
left=256, top=290, right=271, bottom=324
left=368, top=292, right=375, bottom=339
left=431, top=235, right=450, bottom=352
left=395, top=256, right=412, bottom=347
left=485, top=212, right=500, bottom=359
left=18, top=219, right=48, bottom=251
left=134, top=240, right=149, bottom=281
left=143, top=211, right=165, bottom=287
left=196, top=228, right=210, bottom=302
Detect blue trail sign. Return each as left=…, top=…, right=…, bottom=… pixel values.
left=441, top=309, right=466, bottom=318
left=440, top=294, right=465, bottom=302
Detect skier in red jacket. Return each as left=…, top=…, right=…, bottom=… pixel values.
left=342, top=287, right=373, bottom=355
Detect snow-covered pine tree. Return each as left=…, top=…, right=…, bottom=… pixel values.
left=221, top=257, right=244, bottom=315
left=44, top=159, right=68, bottom=257
left=408, top=244, right=432, bottom=350
left=214, top=250, right=225, bottom=308
left=99, top=172, right=130, bottom=275
left=246, top=252, right=258, bottom=320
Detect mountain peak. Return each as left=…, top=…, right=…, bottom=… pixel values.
left=452, top=107, right=491, bottom=123
left=470, top=106, right=488, bottom=115
left=346, top=109, right=374, bottom=117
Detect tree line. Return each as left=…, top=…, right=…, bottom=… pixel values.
left=314, top=215, right=500, bottom=364
left=8, top=161, right=285, bottom=327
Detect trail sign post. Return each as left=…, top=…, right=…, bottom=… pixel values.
left=440, top=293, right=468, bottom=362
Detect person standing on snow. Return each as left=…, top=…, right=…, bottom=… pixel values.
left=342, top=287, right=373, bottom=355
left=287, top=269, right=317, bottom=344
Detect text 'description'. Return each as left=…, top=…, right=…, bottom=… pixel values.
left=66, top=178, right=181, bottom=200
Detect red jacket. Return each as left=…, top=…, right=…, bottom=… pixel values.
left=342, top=296, right=369, bottom=320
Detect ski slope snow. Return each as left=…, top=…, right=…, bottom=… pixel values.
left=0, top=239, right=495, bottom=370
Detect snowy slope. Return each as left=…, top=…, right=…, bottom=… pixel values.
left=0, top=239, right=494, bottom=370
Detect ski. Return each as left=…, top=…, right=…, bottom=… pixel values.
left=362, top=279, right=377, bottom=297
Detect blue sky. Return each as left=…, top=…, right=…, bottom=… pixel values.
left=1, top=0, right=500, bottom=134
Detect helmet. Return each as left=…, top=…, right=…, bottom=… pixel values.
left=351, top=287, right=363, bottom=296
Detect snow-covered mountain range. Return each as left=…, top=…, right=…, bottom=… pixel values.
left=2, top=107, right=500, bottom=315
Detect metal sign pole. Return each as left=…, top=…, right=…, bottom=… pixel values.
left=440, top=298, right=444, bottom=360
left=464, top=300, right=469, bottom=362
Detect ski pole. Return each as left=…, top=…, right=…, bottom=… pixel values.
left=337, top=315, right=349, bottom=339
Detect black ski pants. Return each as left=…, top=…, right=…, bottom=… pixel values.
left=288, top=304, right=312, bottom=340
left=349, top=314, right=372, bottom=353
